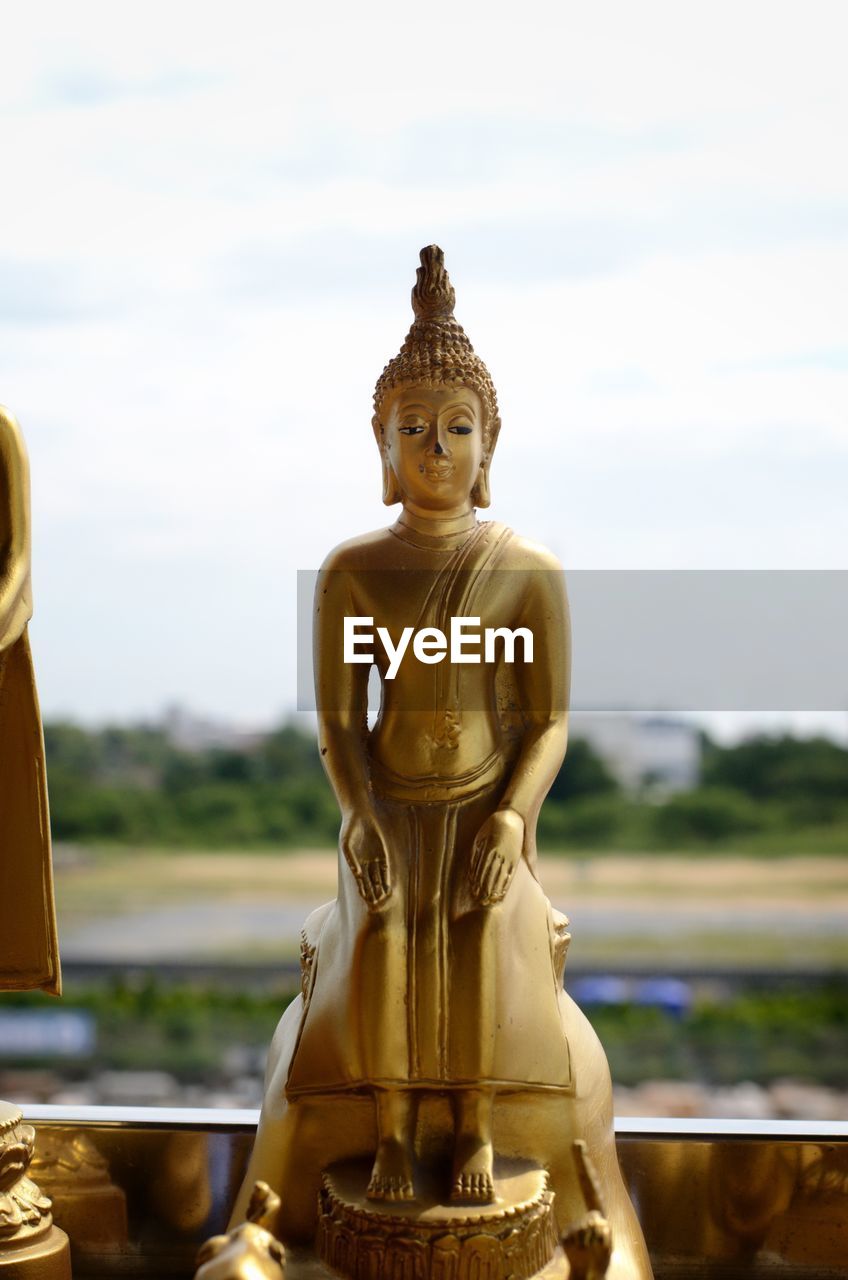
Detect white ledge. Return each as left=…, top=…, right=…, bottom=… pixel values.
left=17, top=1104, right=848, bottom=1141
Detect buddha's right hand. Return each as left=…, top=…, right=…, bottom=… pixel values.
left=340, top=811, right=392, bottom=908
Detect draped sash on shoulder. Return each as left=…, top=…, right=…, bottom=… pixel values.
left=374, top=521, right=515, bottom=781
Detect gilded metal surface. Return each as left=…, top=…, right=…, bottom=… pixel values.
left=228, top=246, right=649, bottom=1279
left=15, top=1109, right=848, bottom=1277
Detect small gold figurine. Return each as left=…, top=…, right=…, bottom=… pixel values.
left=196, top=1182, right=285, bottom=1280
left=562, top=1141, right=613, bottom=1280
left=233, top=249, right=652, bottom=1280
left=0, top=407, right=69, bottom=1277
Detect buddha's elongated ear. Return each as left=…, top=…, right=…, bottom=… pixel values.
left=472, top=405, right=499, bottom=508
left=380, top=454, right=403, bottom=506
left=372, top=413, right=403, bottom=506
left=471, top=459, right=492, bottom=508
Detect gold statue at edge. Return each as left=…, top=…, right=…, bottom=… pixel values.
left=230, top=248, right=652, bottom=1280
left=0, top=406, right=70, bottom=1277
left=0, top=408, right=60, bottom=997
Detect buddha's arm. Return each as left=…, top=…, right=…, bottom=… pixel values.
left=496, top=561, right=571, bottom=854
left=0, top=408, right=33, bottom=652
left=314, top=562, right=372, bottom=812
left=469, top=560, right=570, bottom=903
left=314, top=559, right=391, bottom=906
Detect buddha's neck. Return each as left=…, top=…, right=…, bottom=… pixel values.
left=397, top=505, right=478, bottom=540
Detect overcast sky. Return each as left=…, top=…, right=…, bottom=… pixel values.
left=2, top=2, right=846, bottom=738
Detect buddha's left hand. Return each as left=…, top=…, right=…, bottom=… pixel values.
left=469, top=809, right=525, bottom=905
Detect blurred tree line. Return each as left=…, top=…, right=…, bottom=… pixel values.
left=45, top=721, right=339, bottom=847
left=44, top=720, right=848, bottom=852
left=6, top=974, right=847, bottom=1087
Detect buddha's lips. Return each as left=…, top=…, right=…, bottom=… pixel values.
left=421, top=462, right=456, bottom=481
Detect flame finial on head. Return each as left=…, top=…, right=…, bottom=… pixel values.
left=411, top=245, right=456, bottom=320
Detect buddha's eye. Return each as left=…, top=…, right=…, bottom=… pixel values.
left=447, top=424, right=473, bottom=435
left=399, top=424, right=426, bottom=435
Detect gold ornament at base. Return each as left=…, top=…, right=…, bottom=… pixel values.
left=0, top=1104, right=70, bottom=1280
left=318, top=1159, right=558, bottom=1280
left=196, top=1181, right=286, bottom=1280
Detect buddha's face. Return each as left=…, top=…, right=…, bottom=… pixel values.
left=381, top=385, right=485, bottom=513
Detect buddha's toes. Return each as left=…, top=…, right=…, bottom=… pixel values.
left=450, top=1136, right=495, bottom=1204
left=366, top=1172, right=415, bottom=1201
left=366, top=1140, right=415, bottom=1202
left=450, top=1170, right=495, bottom=1203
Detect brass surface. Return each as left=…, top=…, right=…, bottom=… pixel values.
left=232, top=247, right=650, bottom=1278
left=16, top=1109, right=848, bottom=1278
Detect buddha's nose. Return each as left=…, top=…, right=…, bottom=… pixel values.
left=434, top=440, right=444, bottom=455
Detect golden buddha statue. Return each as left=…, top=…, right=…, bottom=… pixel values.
left=229, top=248, right=652, bottom=1280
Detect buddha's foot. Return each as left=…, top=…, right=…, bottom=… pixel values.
left=450, top=1135, right=495, bottom=1204
left=366, top=1139, right=415, bottom=1202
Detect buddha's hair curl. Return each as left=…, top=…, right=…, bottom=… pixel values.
left=373, top=245, right=501, bottom=455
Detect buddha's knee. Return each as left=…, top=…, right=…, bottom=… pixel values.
left=363, top=893, right=404, bottom=928
left=358, top=897, right=406, bottom=956
left=453, top=901, right=502, bottom=951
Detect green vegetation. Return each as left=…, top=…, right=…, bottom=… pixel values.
left=44, top=721, right=848, bottom=854
left=46, top=722, right=339, bottom=848
left=4, top=978, right=846, bottom=1088
left=591, top=983, right=848, bottom=1088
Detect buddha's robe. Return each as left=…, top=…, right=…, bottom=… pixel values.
left=285, top=522, right=571, bottom=1097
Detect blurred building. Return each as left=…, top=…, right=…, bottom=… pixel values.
left=162, top=705, right=265, bottom=753
left=569, top=714, right=701, bottom=793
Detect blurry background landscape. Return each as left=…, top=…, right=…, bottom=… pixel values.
left=2, top=713, right=846, bottom=1121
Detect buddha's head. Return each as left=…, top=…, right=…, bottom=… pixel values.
left=372, top=246, right=501, bottom=512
